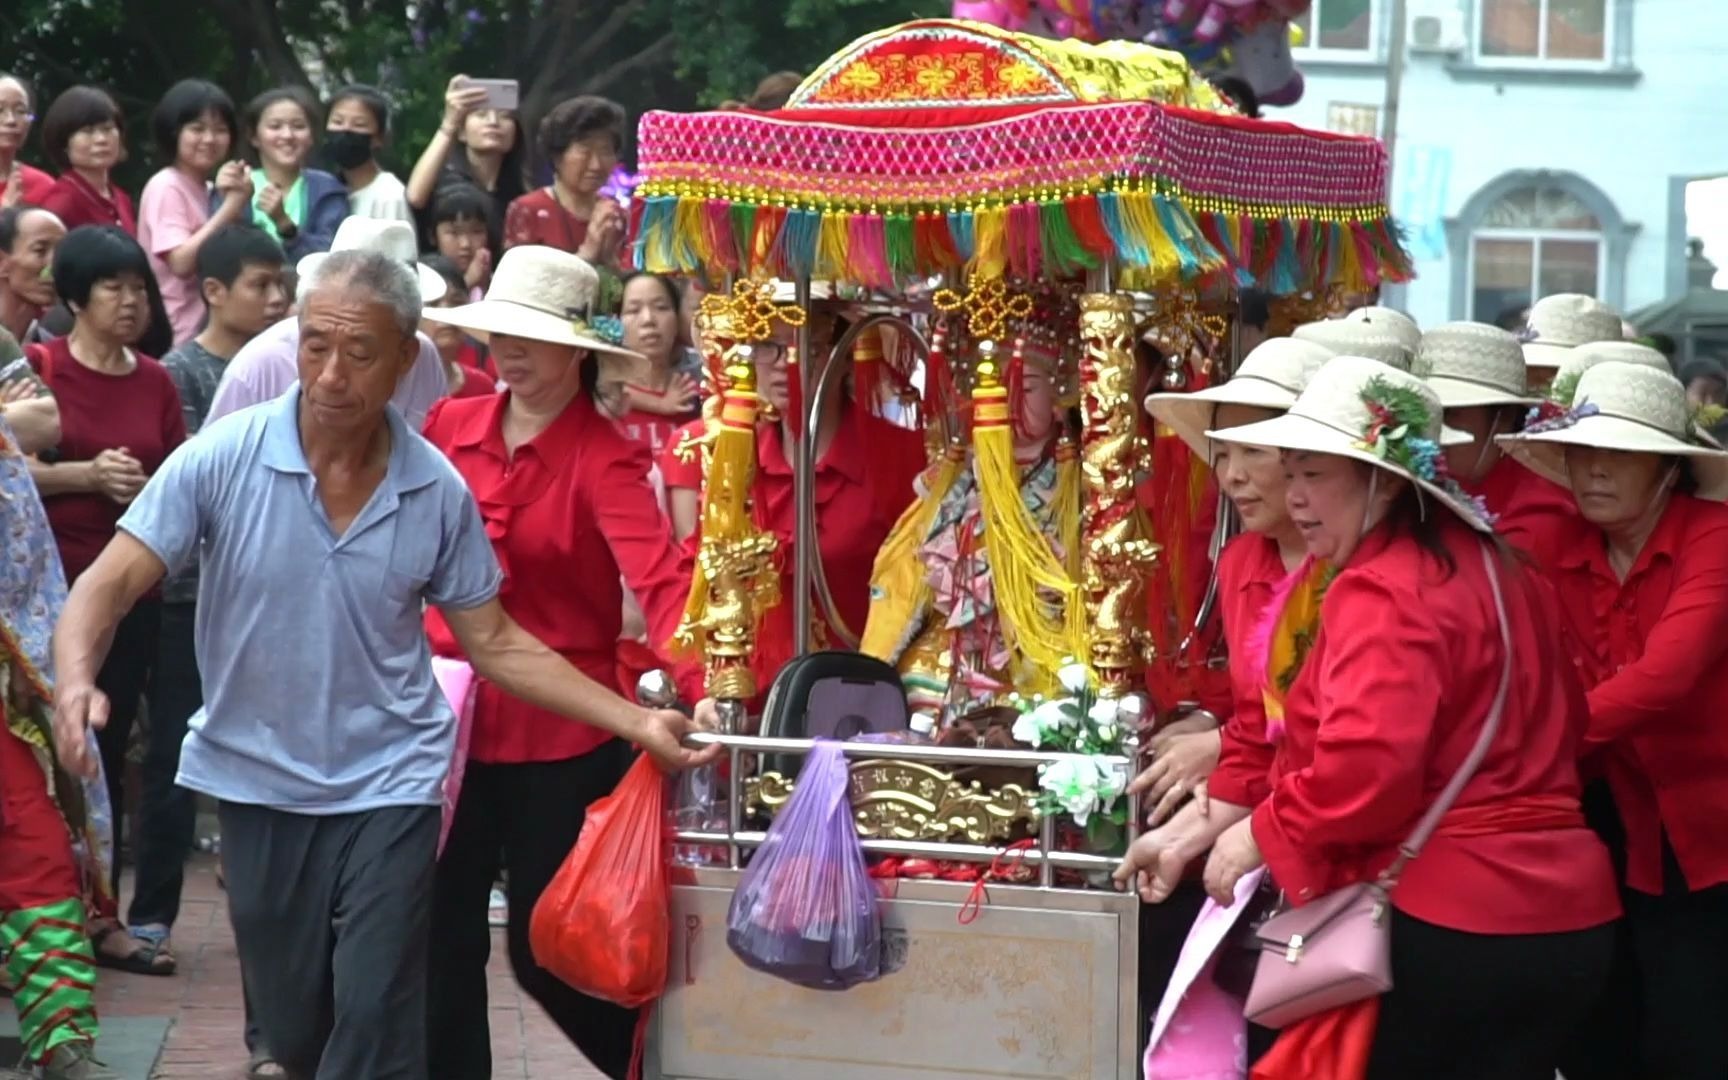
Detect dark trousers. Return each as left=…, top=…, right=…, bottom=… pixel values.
left=94, top=596, right=160, bottom=899
left=1624, top=882, right=1728, bottom=1080
left=1249, top=909, right=1613, bottom=1079
left=128, top=601, right=200, bottom=929
left=221, top=801, right=438, bottom=1080
left=428, top=745, right=638, bottom=1080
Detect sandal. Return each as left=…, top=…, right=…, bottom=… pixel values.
left=92, top=924, right=176, bottom=976
left=246, top=1054, right=288, bottom=1080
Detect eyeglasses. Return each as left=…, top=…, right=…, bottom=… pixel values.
left=0, top=107, right=33, bottom=123
left=751, top=342, right=789, bottom=367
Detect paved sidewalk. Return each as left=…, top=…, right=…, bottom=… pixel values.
left=94, top=854, right=603, bottom=1079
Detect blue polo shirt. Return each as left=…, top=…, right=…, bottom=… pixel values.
left=119, top=387, right=503, bottom=813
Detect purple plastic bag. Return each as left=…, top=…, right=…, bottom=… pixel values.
left=726, top=741, right=882, bottom=990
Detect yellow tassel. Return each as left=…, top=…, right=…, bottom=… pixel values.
left=1336, top=224, right=1366, bottom=293
left=673, top=198, right=707, bottom=271
left=816, top=211, right=850, bottom=282
left=1123, top=192, right=1179, bottom=283
left=970, top=205, right=1008, bottom=280
left=1054, top=441, right=1081, bottom=579
left=858, top=448, right=965, bottom=662
left=973, top=383, right=1088, bottom=690
left=674, top=390, right=771, bottom=651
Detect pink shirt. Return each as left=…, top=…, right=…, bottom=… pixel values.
left=138, top=167, right=212, bottom=346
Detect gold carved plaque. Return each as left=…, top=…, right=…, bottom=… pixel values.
left=740, top=758, right=1040, bottom=845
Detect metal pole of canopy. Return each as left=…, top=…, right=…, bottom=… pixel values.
left=792, top=276, right=815, bottom=657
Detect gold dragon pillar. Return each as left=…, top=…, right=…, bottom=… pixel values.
left=1077, top=292, right=1159, bottom=696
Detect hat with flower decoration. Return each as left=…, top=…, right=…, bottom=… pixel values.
left=1499, top=360, right=1728, bottom=500
left=1520, top=293, right=1623, bottom=369
left=1145, top=336, right=1335, bottom=459
left=1413, top=321, right=1538, bottom=409
left=1293, top=318, right=1413, bottom=371
left=421, top=245, right=645, bottom=361
left=1207, top=355, right=1495, bottom=533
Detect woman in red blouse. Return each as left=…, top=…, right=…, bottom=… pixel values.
left=1501, top=359, right=1728, bottom=1080
left=0, top=74, right=54, bottom=208
left=38, top=87, right=135, bottom=236
left=1121, top=357, right=1619, bottom=1079
left=419, top=245, right=692, bottom=1080
left=503, top=96, right=626, bottom=268
left=25, top=225, right=185, bottom=974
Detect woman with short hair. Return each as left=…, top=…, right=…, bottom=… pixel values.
left=38, top=86, right=134, bottom=235
left=503, top=95, right=627, bottom=267
left=138, top=79, right=253, bottom=345
left=26, top=225, right=185, bottom=974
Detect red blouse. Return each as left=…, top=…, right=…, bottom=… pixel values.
left=1205, top=533, right=1289, bottom=809
left=1467, top=455, right=1579, bottom=570
left=0, top=163, right=54, bottom=207
left=1240, top=520, right=1619, bottom=935
left=502, top=187, right=587, bottom=253
left=1549, top=493, right=1728, bottom=895
left=40, top=172, right=136, bottom=236
left=660, top=410, right=924, bottom=661
left=423, top=391, right=696, bottom=764
left=30, top=337, right=184, bottom=582
left=450, top=364, right=495, bottom=398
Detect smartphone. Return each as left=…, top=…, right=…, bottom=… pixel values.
left=464, top=78, right=519, bottom=112
left=0, top=356, right=46, bottom=398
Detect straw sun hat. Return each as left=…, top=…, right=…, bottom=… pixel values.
left=1145, top=337, right=1334, bottom=459
left=1520, top=293, right=1623, bottom=370
left=1207, top=355, right=1493, bottom=533
left=1341, top=305, right=1422, bottom=355
left=422, top=245, right=645, bottom=360
left=1544, top=340, right=1670, bottom=404
left=1413, top=321, right=1538, bottom=409
left=1293, top=318, right=1413, bottom=371
left=296, top=218, right=447, bottom=304
left=1498, top=361, right=1728, bottom=500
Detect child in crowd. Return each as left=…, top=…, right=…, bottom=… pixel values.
left=419, top=254, right=494, bottom=398
left=324, top=84, right=413, bottom=224
left=428, top=182, right=491, bottom=296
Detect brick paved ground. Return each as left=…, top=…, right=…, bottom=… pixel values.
left=96, top=853, right=603, bottom=1079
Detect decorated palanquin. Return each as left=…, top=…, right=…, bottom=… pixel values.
left=632, top=17, right=1408, bottom=724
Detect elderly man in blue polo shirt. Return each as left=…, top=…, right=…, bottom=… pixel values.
left=49, top=248, right=715, bottom=1080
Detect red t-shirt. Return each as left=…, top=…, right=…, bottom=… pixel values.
left=40, top=172, right=137, bottom=236
left=611, top=398, right=682, bottom=460
left=1239, top=520, right=1620, bottom=935
left=1549, top=494, right=1728, bottom=895
left=31, top=337, right=185, bottom=581
left=1, top=163, right=55, bottom=207
left=502, top=187, right=588, bottom=252
left=422, top=391, right=697, bottom=763
left=450, top=364, right=495, bottom=398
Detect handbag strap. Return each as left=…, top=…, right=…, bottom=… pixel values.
left=1376, top=542, right=1514, bottom=891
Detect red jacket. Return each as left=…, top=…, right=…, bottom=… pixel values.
left=1206, top=533, right=1287, bottom=807
left=422, top=392, right=697, bottom=762
left=1550, top=493, right=1728, bottom=895
left=1466, top=455, right=1579, bottom=571
left=1236, top=519, right=1619, bottom=935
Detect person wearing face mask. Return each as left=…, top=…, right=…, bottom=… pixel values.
left=240, top=87, right=348, bottom=260
left=138, top=80, right=252, bottom=346
left=38, top=86, right=134, bottom=236
left=0, top=206, right=66, bottom=345
left=503, top=96, right=627, bottom=270
left=0, top=73, right=53, bottom=209
left=407, top=75, right=527, bottom=252
left=324, top=84, right=413, bottom=224
left=1500, top=361, right=1728, bottom=1080
left=1120, top=356, right=1620, bottom=1079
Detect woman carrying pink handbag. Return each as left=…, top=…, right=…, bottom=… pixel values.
left=1117, top=357, right=1621, bottom=1079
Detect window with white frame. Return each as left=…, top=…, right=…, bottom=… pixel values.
left=1478, top=0, right=1610, bottom=63
left=1294, top=0, right=1376, bottom=53
left=1469, top=186, right=1603, bottom=322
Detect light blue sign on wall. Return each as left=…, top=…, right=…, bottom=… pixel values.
left=1394, top=144, right=1452, bottom=263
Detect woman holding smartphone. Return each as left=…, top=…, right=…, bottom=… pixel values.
left=406, top=75, right=526, bottom=250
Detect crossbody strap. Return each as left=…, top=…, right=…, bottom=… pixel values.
left=1376, top=541, right=1514, bottom=891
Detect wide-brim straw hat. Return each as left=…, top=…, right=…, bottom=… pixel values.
left=296, top=218, right=446, bottom=304
left=422, top=245, right=644, bottom=360
left=1208, top=355, right=1494, bottom=533
left=1545, top=340, right=1671, bottom=403
left=1293, top=318, right=1413, bottom=371
left=1521, top=293, right=1623, bottom=369
left=1414, top=321, right=1538, bottom=409
left=1146, top=337, right=1334, bottom=459
left=1341, top=305, right=1422, bottom=355
left=1499, top=360, right=1728, bottom=499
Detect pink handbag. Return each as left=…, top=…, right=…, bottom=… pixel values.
left=1243, top=545, right=1513, bottom=1030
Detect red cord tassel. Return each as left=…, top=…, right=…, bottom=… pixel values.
left=1067, top=194, right=1115, bottom=258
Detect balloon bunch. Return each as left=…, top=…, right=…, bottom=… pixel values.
left=953, top=0, right=1100, bottom=41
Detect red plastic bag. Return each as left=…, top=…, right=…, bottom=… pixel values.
left=529, top=754, right=669, bottom=1007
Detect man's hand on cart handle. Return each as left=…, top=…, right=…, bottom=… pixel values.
left=636, top=709, right=723, bottom=772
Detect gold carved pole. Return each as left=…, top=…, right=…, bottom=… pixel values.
left=672, top=281, right=804, bottom=727
left=1078, top=292, right=1159, bottom=697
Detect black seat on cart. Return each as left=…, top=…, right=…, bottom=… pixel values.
left=759, top=651, right=910, bottom=774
